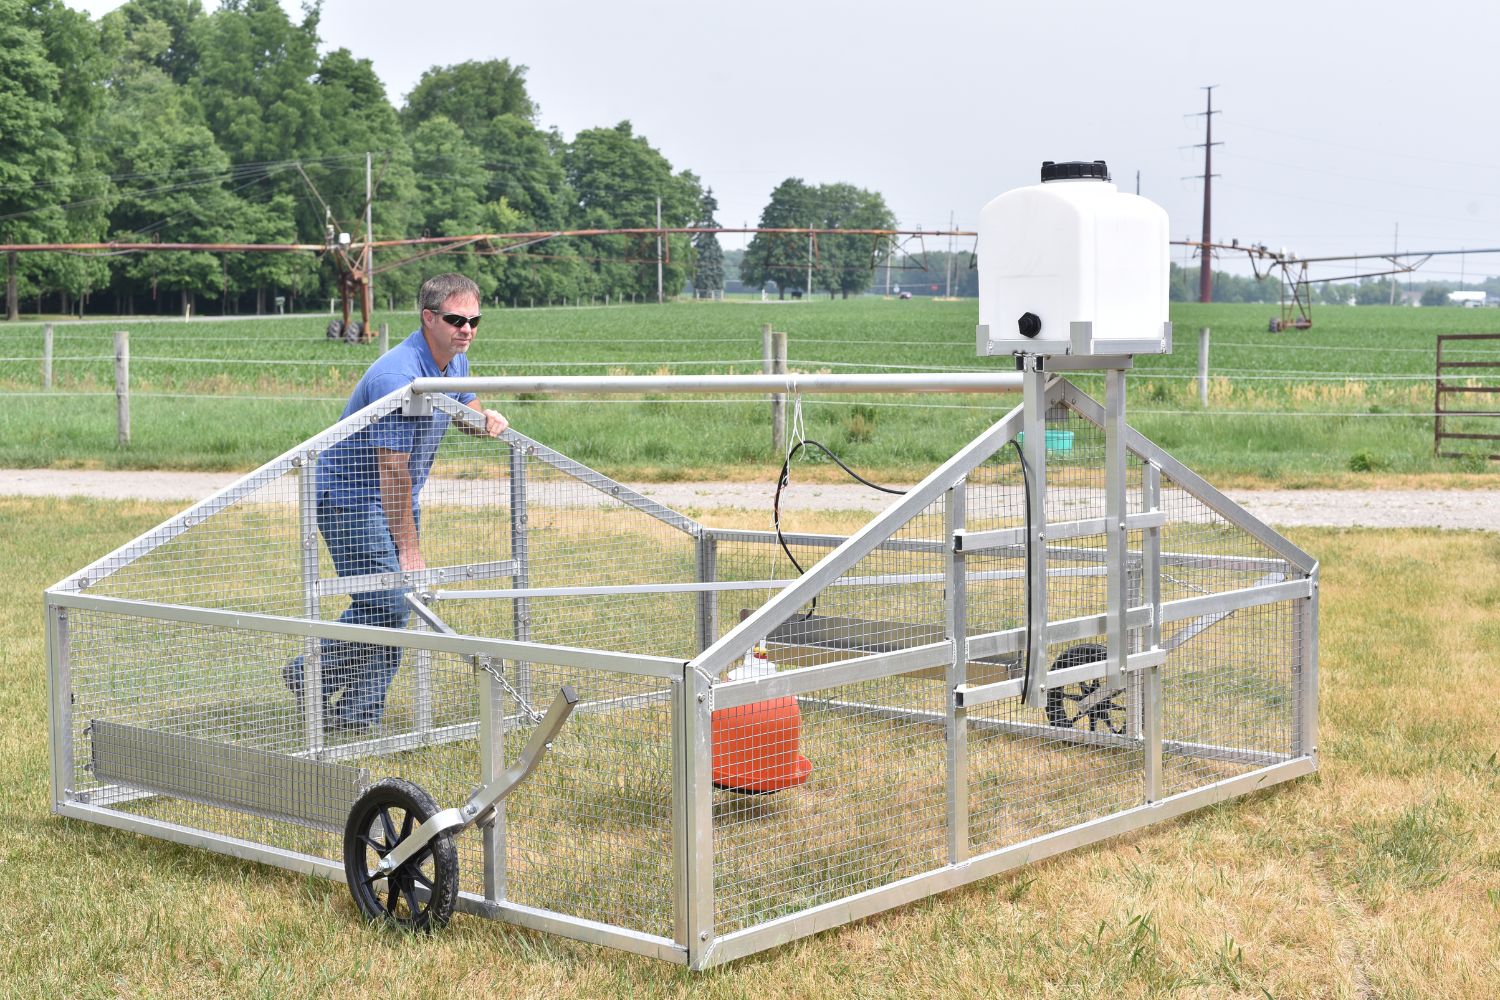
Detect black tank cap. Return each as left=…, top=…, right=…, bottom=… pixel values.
left=1040, top=160, right=1110, bottom=182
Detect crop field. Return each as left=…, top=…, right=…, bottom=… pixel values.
left=1, top=298, right=1498, bottom=483
left=3, top=498, right=1498, bottom=998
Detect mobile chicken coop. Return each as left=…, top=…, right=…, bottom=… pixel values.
left=45, top=166, right=1317, bottom=969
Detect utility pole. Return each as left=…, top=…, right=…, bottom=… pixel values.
left=656, top=197, right=663, bottom=304
left=945, top=210, right=955, bottom=298
left=807, top=229, right=813, bottom=300
left=363, top=152, right=375, bottom=321
left=1193, top=86, right=1222, bottom=303
left=1391, top=223, right=1399, bottom=305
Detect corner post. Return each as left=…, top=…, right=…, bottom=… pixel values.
left=1021, top=357, right=1050, bottom=709
left=945, top=480, right=970, bottom=863
left=682, top=666, right=716, bottom=967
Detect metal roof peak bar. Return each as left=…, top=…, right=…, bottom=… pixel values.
left=409, top=372, right=1025, bottom=396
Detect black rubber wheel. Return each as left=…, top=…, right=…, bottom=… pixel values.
left=343, top=777, right=458, bottom=933
left=326, top=319, right=344, bottom=340
left=1044, top=643, right=1127, bottom=735
left=343, top=320, right=364, bottom=344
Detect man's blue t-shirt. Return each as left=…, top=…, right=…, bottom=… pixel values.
left=317, top=330, right=478, bottom=510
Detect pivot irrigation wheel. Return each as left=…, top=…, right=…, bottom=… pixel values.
left=343, top=777, right=458, bottom=932
left=326, top=318, right=344, bottom=340
left=343, top=320, right=364, bottom=344
left=1045, top=643, right=1127, bottom=735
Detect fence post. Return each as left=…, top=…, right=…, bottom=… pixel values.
left=771, top=329, right=788, bottom=454
left=114, top=330, right=130, bottom=448
left=379, top=322, right=389, bottom=354
left=1197, top=327, right=1211, bottom=407
left=42, top=323, right=53, bottom=389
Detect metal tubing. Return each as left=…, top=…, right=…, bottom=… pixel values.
left=410, top=373, right=1025, bottom=397
left=47, top=591, right=688, bottom=680
left=944, top=482, right=969, bottom=863
left=313, top=559, right=519, bottom=598
left=1021, top=360, right=1050, bottom=709
left=683, top=667, right=716, bottom=967
left=712, top=640, right=951, bottom=710
left=699, top=757, right=1317, bottom=968
left=296, top=450, right=324, bottom=751
left=45, top=604, right=72, bottom=810
left=1298, top=569, right=1321, bottom=759
left=671, top=679, right=688, bottom=947
left=509, top=439, right=533, bottom=713
left=1104, top=368, right=1127, bottom=692
left=695, top=535, right=718, bottom=653
left=1142, top=463, right=1164, bottom=802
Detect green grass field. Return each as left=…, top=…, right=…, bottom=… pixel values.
left=1, top=298, right=1498, bottom=483
left=3, top=498, right=1496, bottom=998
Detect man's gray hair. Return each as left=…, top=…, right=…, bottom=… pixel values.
left=418, top=273, right=481, bottom=312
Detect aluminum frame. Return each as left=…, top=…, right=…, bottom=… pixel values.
left=45, top=371, right=1316, bottom=970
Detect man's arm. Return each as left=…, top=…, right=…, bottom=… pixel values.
left=462, top=398, right=508, bottom=437
left=377, top=448, right=424, bottom=572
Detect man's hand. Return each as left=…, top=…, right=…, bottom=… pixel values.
left=399, top=548, right=427, bottom=572
left=481, top=407, right=508, bottom=437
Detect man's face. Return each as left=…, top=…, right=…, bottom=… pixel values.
left=421, top=292, right=482, bottom=363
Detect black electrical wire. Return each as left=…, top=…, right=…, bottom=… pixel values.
left=1010, top=438, right=1035, bottom=703
left=771, top=434, right=1033, bottom=705
left=773, top=438, right=905, bottom=618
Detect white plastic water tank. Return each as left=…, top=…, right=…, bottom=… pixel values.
left=977, top=160, right=1170, bottom=356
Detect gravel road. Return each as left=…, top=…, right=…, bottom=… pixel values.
left=4, top=469, right=1497, bottom=530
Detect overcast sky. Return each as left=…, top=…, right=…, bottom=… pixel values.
left=75, top=0, right=1500, bottom=280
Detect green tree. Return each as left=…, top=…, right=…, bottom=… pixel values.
left=564, top=121, right=701, bottom=300
left=693, top=188, right=724, bottom=299
left=0, top=0, right=110, bottom=317
left=99, top=0, right=204, bottom=85
left=740, top=178, right=820, bottom=298
left=811, top=182, right=895, bottom=299
left=401, top=59, right=536, bottom=135
left=1420, top=284, right=1449, bottom=307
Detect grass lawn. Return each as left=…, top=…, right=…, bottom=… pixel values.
left=1, top=299, right=1498, bottom=485
left=1, top=498, right=1496, bottom=998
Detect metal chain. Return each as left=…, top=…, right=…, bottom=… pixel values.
left=473, top=655, right=544, bottom=724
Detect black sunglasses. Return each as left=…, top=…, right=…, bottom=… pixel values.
left=430, top=310, right=482, bottom=330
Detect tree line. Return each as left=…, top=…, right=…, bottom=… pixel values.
left=1, top=0, right=894, bottom=318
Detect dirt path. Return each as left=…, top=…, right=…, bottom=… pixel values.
left=4, top=468, right=1498, bottom=530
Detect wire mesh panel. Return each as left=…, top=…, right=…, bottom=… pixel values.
left=47, top=375, right=1317, bottom=967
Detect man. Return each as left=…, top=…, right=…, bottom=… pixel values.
left=285, top=272, right=507, bottom=734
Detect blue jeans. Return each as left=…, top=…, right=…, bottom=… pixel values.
left=289, top=498, right=413, bottom=727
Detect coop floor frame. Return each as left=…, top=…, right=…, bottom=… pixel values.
left=46, top=373, right=1317, bottom=969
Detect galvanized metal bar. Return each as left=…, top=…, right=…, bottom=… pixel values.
left=46, top=591, right=688, bottom=680
left=712, top=640, right=952, bottom=710
left=509, top=438, right=533, bottom=715
left=1297, top=568, right=1321, bottom=760
left=1104, top=367, right=1127, bottom=692
left=45, top=604, right=72, bottom=810
left=480, top=899, right=688, bottom=965
left=702, top=528, right=941, bottom=554
left=296, top=450, right=325, bottom=751
left=683, top=666, right=716, bottom=968
left=671, top=679, right=688, bottom=948
left=699, top=756, right=1317, bottom=967
left=1021, top=360, right=1050, bottom=709
left=956, top=648, right=1164, bottom=710
left=1142, top=463, right=1164, bottom=801
left=312, top=559, right=519, bottom=598
left=695, top=535, right=718, bottom=653
left=944, top=482, right=969, bottom=863
left=411, top=373, right=1026, bottom=397
left=480, top=659, right=506, bottom=903
left=955, top=510, right=1166, bottom=552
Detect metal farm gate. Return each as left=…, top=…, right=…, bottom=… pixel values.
left=46, top=372, right=1317, bottom=968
